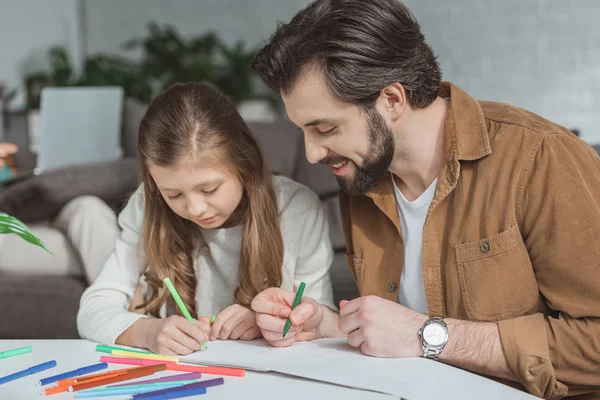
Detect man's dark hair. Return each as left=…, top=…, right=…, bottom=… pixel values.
left=252, top=0, right=441, bottom=109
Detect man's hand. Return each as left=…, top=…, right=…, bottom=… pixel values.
left=251, top=287, right=324, bottom=347
left=0, top=142, right=18, bottom=168
left=339, top=296, right=428, bottom=358
left=200, top=304, right=261, bottom=341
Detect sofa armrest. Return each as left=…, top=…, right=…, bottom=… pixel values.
left=0, top=158, right=139, bottom=223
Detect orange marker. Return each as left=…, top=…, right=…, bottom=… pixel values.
left=166, top=363, right=245, bottom=377
left=69, top=364, right=167, bottom=392
left=41, top=384, right=71, bottom=396
left=55, top=365, right=140, bottom=387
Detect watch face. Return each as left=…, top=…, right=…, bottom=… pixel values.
left=422, top=323, right=447, bottom=347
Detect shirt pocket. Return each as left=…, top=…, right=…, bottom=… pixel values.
left=454, top=225, right=538, bottom=321
left=346, top=254, right=365, bottom=291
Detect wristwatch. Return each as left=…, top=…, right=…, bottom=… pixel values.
left=418, top=316, right=448, bottom=361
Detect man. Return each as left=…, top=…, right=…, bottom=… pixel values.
left=249, top=0, right=600, bottom=398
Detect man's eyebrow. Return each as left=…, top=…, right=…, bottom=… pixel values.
left=304, top=118, right=333, bottom=128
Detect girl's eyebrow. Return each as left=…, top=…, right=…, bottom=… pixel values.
left=159, top=179, right=222, bottom=191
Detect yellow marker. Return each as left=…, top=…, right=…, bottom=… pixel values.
left=111, top=350, right=179, bottom=363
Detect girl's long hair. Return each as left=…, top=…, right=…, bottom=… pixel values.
left=137, top=82, right=283, bottom=318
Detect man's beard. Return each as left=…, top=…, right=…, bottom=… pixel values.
left=321, top=109, right=395, bottom=196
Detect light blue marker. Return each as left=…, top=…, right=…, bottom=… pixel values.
left=76, top=381, right=192, bottom=398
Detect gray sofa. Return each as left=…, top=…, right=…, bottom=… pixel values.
left=0, top=99, right=358, bottom=339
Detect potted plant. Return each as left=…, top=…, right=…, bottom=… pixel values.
left=0, top=212, right=51, bottom=254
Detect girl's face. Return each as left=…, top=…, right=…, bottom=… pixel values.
left=149, top=154, right=244, bottom=229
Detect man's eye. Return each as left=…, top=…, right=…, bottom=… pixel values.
left=318, top=127, right=336, bottom=136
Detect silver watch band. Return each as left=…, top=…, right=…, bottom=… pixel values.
left=423, top=346, right=441, bottom=361
left=421, top=316, right=446, bottom=361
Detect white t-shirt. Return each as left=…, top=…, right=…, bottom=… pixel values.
left=391, top=175, right=438, bottom=314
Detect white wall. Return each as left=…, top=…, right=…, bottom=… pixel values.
left=0, top=0, right=82, bottom=108
left=2, top=0, right=599, bottom=143
left=85, top=0, right=312, bottom=56
left=404, top=0, right=600, bottom=143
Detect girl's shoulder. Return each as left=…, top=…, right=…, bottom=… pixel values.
left=272, top=175, right=322, bottom=218
left=117, top=184, right=146, bottom=227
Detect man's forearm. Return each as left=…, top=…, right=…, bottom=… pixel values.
left=440, top=319, right=515, bottom=381
left=317, top=305, right=347, bottom=339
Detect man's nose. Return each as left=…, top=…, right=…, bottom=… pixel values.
left=304, top=133, right=328, bottom=164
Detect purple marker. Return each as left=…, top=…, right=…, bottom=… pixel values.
left=132, top=377, right=224, bottom=399
left=109, top=372, right=202, bottom=388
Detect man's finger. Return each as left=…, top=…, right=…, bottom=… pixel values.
left=255, top=313, right=288, bottom=332
left=289, top=302, right=316, bottom=325
left=338, top=312, right=362, bottom=335
left=339, top=297, right=361, bottom=318
left=251, top=297, right=291, bottom=317
left=346, top=328, right=365, bottom=349
left=261, top=326, right=300, bottom=341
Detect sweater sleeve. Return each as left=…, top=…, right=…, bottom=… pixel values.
left=77, top=185, right=150, bottom=345
left=279, top=178, right=336, bottom=311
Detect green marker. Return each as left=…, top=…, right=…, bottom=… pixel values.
left=95, top=345, right=150, bottom=355
left=0, top=346, right=32, bottom=359
left=283, top=282, right=306, bottom=338
left=163, top=277, right=208, bottom=349
left=210, top=316, right=216, bottom=324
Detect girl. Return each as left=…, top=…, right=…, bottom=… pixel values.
left=77, top=82, right=335, bottom=355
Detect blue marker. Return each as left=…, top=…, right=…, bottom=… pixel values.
left=37, top=362, right=108, bottom=386
left=134, top=378, right=223, bottom=399
left=0, top=360, right=57, bottom=385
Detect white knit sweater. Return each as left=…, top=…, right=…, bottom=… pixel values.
left=77, top=175, right=335, bottom=345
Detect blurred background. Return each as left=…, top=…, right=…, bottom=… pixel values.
left=1, top=0, right=599, bottom=141
left=0, top=1, right=599, bottom=339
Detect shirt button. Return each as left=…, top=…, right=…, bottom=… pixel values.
left=480, top=241, right=490, bottom=253
left=387, top=282, right=397, bottom=292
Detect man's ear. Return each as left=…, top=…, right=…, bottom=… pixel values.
left=376, top=82, right=408, bottom=122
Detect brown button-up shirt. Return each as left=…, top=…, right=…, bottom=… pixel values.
left=340, top=82, right=600, bottom=399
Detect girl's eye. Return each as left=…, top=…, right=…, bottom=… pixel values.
left=167, top=194, right=181, bottom=200
left=203, top=185, right=220, bottom=195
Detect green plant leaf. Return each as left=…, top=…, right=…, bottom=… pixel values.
left=0, top=213, right=53, bottom=255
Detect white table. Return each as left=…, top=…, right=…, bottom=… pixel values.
left=0, top=340, right=397, bottom=400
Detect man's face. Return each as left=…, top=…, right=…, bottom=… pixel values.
left=282, top=71, right=395, bottom=196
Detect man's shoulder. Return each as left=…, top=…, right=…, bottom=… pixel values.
left=478, top=100, right=572, bottom=138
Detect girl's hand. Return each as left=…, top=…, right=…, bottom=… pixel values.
left=144, top=315, right=210, bottom=355
left=201, top=304, right=262, bottom=341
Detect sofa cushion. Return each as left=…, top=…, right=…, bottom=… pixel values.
left=247, top=121, right=302, bottom=178
left=121, top=98, right=147, bottom=159
left=0, top=158, right=139, bottom=223
left=0, top=273, right=85, bottom=339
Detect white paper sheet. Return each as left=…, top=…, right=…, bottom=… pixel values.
left=180, top=338, right=537, bottom=400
